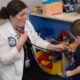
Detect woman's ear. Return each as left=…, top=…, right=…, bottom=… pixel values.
left=10, top=15, right=15, bottom=22
left=10, top=15, right=12, bottom=19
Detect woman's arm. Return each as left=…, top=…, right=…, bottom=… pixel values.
left=0, top=33, right=27, bottom=65
left=47, top=43, right=65, bottom=51
left=25, top=20, right=65, bottom=51
left=0, top=36, right=20, bottom=65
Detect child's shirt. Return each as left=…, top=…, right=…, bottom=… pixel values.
left=74, top=45, right=80, bottom=67
left=72, top=45, right=80, bottom=79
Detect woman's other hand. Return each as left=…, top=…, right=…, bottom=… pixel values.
left=16, top=33, right=28, bottom=51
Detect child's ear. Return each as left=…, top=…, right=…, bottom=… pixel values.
left=76, top=36, right=80, bottom=39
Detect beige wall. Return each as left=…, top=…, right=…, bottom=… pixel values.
left=0, top=0, right=42, bottom=12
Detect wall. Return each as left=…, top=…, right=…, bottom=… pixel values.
left=0, top=0, right=42, bottom=12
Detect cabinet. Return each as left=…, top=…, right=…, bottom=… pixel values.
left=29, top=13, right=80, bottom=39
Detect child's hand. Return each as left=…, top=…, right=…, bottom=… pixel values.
left=65, top=71, right=73, bottom=77
left=65, top=66, right=80, bottom=78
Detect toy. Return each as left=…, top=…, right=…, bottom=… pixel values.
left=34, top=6, right=42, bottom=14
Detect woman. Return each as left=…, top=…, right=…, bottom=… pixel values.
left=0, top=0, right=65, bottom=80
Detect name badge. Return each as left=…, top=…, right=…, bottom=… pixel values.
left=8, top=37, right=16, bottom=47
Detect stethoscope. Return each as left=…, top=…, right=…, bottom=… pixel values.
left=16, top=27, right=73, bottom=55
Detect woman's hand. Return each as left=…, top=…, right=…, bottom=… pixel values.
left=53, top=44, right=67, bottom=51
left=47, top=43, right=67, bottom=52
left=16, top=33, right=28, bottom=51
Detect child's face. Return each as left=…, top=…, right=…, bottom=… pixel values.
left=69, top=32, right=80, bottom=44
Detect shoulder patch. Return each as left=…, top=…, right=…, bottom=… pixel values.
left=8, top=37, right=16, bottom=47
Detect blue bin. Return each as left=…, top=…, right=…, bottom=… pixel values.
left=42, top=0, right=62, bottom=4
left=38, top=28, right=54, bottom=39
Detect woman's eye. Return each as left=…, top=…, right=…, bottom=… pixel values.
left=20, top=14, right=24, bottom=17
left=20, top=13, right=27, bottom=17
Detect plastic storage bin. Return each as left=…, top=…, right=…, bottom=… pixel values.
left=42, top=0, right=63, bottom=16
left=36, top=51, right=62, bottom=75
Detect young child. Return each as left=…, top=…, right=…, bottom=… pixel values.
left=65, top=19, right=80, bottom=80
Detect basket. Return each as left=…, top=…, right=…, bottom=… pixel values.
left=35, top=50, right=62, bottom=75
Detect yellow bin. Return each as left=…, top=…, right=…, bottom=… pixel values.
left=36, top=51, right=62, bottom=75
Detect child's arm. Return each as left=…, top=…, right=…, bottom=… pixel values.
left=65, top=66, right=80, bottom=77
